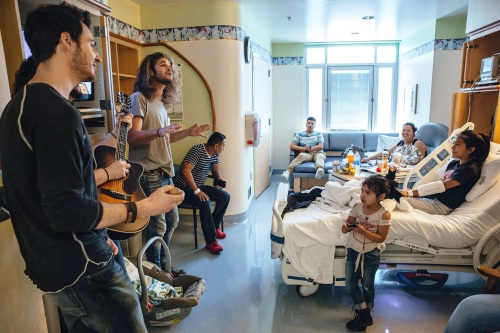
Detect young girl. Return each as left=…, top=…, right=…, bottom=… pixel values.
left=341, top=175, right=392, bottom=331
left=400, top=130, right=490, bottom=215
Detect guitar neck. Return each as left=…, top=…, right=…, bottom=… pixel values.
left=115, top=122, right=128, bottom=161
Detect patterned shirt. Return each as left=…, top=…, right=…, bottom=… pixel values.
left=175, top=144, right=219, bottom=187
left=293, top=131, right=324, bottom=152
left=347, top=203, right=391, bottom=253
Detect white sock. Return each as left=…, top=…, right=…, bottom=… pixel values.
left=315, top=168, right=324, bottom=179
left=281, top=170, right=290, bottom=182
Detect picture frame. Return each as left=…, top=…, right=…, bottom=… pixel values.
left=403, top=84, right=418, bottom=114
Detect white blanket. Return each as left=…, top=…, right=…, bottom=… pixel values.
left=282, top=200, right=349, bottom=284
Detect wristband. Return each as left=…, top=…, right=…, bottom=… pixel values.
left=102, top=168, right=110, bottom=182
left=194, top=188, right=201, bottom=195
left=406, top=189, right=413, bottom=197
left=124, top=202, right=137, bottom=224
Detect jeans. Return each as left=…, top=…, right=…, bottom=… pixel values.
left=45, top=256, right=146, bottom=333
left=345, top=247, right=380, bottom=309
left=179, top=185, right=230, bottom=244
left=444, top=294, right=500, bottom=333
left=140, top=169, right=179, bottom=268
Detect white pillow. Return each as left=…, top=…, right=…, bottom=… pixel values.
left=465, top=152, right=500, bottom=202
left=376, top=135, right=401, bottom=152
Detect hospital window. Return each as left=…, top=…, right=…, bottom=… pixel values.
left=305, top=44, right=398, bottom=132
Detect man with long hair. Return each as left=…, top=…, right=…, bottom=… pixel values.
left=128, top=52, right=211, bottom=272
left=0, top=4, right=184, bottom=331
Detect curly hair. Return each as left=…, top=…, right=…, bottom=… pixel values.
left=362, top=175, right=391, bottom=199
left=133, top=52, right=182, bottom=108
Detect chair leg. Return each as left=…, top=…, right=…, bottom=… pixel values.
left=192, top=206, right=198, bottom=249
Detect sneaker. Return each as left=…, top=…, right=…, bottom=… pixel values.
left=170, top=266, right=186, bottom=278
left=315, top=168, right=325, bottom=179
left=206, top=241, right=223, bottom=254
left=215, top=228, right=226, bottom=239
left=281, top=170, right=290, bottom=182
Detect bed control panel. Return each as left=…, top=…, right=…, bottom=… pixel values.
left=418, top=158, right=438, bottom=177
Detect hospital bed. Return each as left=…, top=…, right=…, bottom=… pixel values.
left=271, top=123, right=500, bottom=296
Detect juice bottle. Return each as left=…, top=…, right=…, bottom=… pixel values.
left=347, top=148, right=354, bottom=164
left=382, top=148, right=389, bottom=170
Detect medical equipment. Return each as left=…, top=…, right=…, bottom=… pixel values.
left=271, top=123, right=500, bottom=296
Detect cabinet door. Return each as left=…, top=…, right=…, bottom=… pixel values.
left=461, top=30, right=500, bottom=89
left=451, top=91, right=497, bottom=139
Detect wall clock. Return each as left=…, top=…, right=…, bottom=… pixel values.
left=244, top=36, right=252, bottom=64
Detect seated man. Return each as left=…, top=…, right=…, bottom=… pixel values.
left=281, top=117, right=326, bottom=182
left=174, top=132, right=230, bottom=254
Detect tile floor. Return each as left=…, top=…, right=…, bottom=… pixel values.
left=149, top=174, right=485, bottom=333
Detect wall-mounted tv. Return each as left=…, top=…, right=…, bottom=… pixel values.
left=74, top=81, right=95, bottom=101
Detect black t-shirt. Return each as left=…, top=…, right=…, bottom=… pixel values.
left=0, top=84, right=108, bottom=292
left=432, top=159, right=480, bottom=209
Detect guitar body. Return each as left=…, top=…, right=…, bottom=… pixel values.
left=94, top=145, right=149, bottom=236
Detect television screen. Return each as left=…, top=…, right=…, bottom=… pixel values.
left=73, top=81, right=95, bottom=101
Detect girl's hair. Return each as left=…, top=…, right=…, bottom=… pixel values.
left=457, top=130, right=490, bottom=167
left=402, top=122, right=418, bottom=134
left=133, top=52, right=182, bottom=108
left=362, top=175, right=391, bottom=199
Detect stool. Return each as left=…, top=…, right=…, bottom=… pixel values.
left=178, top=201, right=223, bottom=249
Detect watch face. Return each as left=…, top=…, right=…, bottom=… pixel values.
left=244, top=36, right=252, bottom=64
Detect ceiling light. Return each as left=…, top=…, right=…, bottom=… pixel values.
left=287, top=16, right=292, bottom=21
left=362, top=16, right=375, bottom=20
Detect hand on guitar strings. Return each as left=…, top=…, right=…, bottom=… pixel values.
left=106, top=160, right=131, bottom=180
left=110, top=113, right=133, bottom=138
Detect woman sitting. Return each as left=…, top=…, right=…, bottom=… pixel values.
left=400, top=130, right=490, bottom=215
left=361, top=122, right=427, bottom=166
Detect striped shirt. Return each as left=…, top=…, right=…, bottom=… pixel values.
left=175, top=144, right=219, bottom=187
left=293, top=131, right=324, bottom=152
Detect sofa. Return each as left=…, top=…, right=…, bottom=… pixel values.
left=289, top=122, right=450, bottom=191
left=290, top=131, right=398, bottom=191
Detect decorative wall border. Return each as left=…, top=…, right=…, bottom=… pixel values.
left=105, top=16, right=271, bottom=62
left=399, top=37, right=468, bottom=62
left=272, top=57, right=304, bottom=65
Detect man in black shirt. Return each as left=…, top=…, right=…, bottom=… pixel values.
left=0, top=3, right=183, bottom=332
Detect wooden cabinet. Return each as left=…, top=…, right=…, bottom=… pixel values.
left=451, top=26, right=500, bottom=143
left=109, top=34, right=140, bottom=97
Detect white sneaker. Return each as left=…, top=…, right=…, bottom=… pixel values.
left=315, top=168, right=324, bottom=179
left=281, top=170, right=290, bottom=182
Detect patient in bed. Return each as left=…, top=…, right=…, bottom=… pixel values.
left=399, top=130, right=490, bottom=215
left=341, top=175, right=392, bottom=331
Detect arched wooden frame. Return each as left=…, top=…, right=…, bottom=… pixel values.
left=109, top=32, right=217, bottom=131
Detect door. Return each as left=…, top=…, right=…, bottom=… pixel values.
left=253, top=55, right=271, bottom=197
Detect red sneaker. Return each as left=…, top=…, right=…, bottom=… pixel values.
left=215, top=228, right=226, bottom=239
left=206, top=241, right=223, bottom=254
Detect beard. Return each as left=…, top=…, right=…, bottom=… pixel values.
left=71, top=45, right=96, bottom=82
left=153, top=74, right=171, bottom=85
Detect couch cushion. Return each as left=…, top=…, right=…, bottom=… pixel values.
left=329, top=132, right=364, bottom=151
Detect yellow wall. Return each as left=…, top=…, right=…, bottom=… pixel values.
left=107, top=0, right=141, bottom=28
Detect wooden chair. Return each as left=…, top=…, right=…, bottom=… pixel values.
left=478, top=265, right=500, bottom=294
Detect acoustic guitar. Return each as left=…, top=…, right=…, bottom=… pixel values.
left=94, top=92, right=148, bottom=238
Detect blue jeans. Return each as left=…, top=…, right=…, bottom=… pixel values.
left=45, top=256, right=146, bottom=333
left=444, top=294, right=500, bottom=333
left=179, top=185, right=230, bottom=244
left=345, top=247, right=380, bottom=309
left=140, top=169, right=178, bottom=268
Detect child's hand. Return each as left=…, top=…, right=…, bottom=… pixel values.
left=341, top=224, right=349, bottom=234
